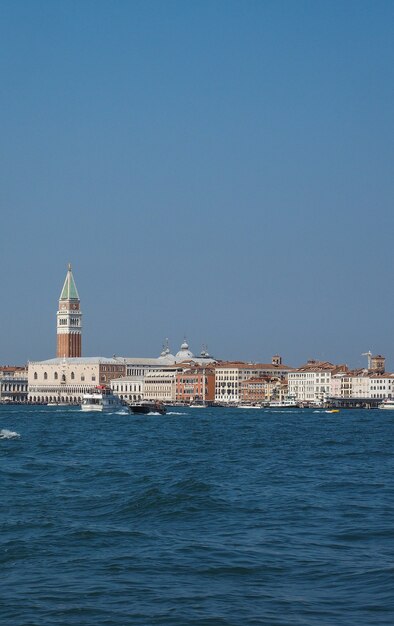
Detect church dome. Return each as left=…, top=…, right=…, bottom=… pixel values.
left=175, top=338, right=194, bottom=362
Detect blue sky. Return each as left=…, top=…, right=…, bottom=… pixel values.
left=1, top=0, right=393, bottom=368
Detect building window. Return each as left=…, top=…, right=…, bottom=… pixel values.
left=92, top=375, right=96, bottom=382
left=54, top=372, right=58, bottom=380
left=71, top=372, right=75, bottom=380
left=81, top=375, right=85, bottom=382
left=34, top=372, right=37, bottom=380
left=44, top=372, right=48, bottom=380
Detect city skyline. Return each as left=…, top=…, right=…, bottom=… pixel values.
left=0, top=261, right=388, bottom=371
left=1, top=1, right=393, bottom=366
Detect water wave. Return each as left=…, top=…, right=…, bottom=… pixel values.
left=0, top=428, right=20, bottom=439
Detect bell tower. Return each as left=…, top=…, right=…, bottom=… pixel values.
left=56, top=264, right=82, bottom=358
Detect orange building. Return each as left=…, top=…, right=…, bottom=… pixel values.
left=176, top=364, right=215, bottom=404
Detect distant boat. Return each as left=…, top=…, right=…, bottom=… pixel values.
left=378, top=399, right=394, bottom=410
left=81, top=386, right=125, bottom=412
left=237, top=404, right=261, bottom=409
left=269, top=396, right=298, bottom=408
left=189, top=399, right=208, bottom=408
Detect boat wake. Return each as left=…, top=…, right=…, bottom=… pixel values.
left=166, top=411, right=189, bottom=416
left=0, top=429, right=20, bottom=439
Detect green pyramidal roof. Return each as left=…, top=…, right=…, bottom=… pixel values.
left=60, top=264, right=80, bottom=301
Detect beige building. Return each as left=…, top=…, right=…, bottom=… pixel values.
left=143, top=368, right=178, bottom=402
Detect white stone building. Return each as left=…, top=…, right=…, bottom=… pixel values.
left=111, top=376, right=144, bottom=403
left=28, top=357, right=126, bottom=403
left=0, top=367, right=28, bottom=403
left=288, top=360, right=347, bottom=404
left=330, top=371, right=371, bottom=399
left=368, top=374, right=394, bottom=399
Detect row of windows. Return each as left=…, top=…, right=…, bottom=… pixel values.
left=33, top=372, right=96, bottom=382
left=113, top=384, right=142, bottom=392
left=58, top=318, right=80, bottom=326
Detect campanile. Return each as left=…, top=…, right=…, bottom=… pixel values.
left=56, top=264, right=82, bottom=358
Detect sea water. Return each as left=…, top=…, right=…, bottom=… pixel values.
left=1, top=405, right=393, bottom=626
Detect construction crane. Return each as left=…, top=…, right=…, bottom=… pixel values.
left=362, top=351, right=372, bottom=370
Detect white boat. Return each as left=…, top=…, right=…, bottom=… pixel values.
left=269, top=396, right=298, bottom=408
left=237, top=404, right=261, bottom=409
left=81, top=386, right=125, bottom=412
left=189, top=400, right=208, bottom=408
left=378, top=399, right=394, bottom=410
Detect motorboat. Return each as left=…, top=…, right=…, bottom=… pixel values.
left=129, top=401, right=166, bottom=415
left=237, top=404, right=261, bottom=409
left=189, top=400, right=208, bottom=408
left=378, top=399, right=394, bottom=410
left=81, top=386, right=125, bottom=412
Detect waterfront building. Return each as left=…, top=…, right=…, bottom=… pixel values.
left=330, top=370, right=371, bottom=399
left=143, top=367, right=179, bottom=403
left=111, top=376, right=144, bottom=403
left=214, top=357, right=293, bottom=404
left=0, top=366, right=28, bottom=403
left=28, top=357, right=126, bottom=404
left=368, top=373, right=394, bottom=399
left=329, top=369, right=394, bottom=402
left=176, top=364, right=215, bottom=404
left=288, top=360, right=347, bottom=404
left=56, top=264, right=82, bottom=358
left=240, top=376, right=282, bottom=405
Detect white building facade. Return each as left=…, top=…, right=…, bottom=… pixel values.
left=215, top=361, right=293, bottom=404
left=288, top=361, right=347, bottom=404
left=111, top=377, right=144, bottom=403
left=28, top=357, right=126, bottom=403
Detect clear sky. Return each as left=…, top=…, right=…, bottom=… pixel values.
left=1, top=0, right=393, bottom=368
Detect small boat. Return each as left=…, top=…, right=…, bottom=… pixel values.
left=189, top=400, right=208, bottom=408
left=325, top=409, right=340, bottom=414
left=378, top=399, right=394, bottom=410
left=81, top=386, right=125, bottom=412
left=129, top=401, right=166, bottom=415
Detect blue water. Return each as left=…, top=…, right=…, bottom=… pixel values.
left=1, top=405, right=394, bottom=626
